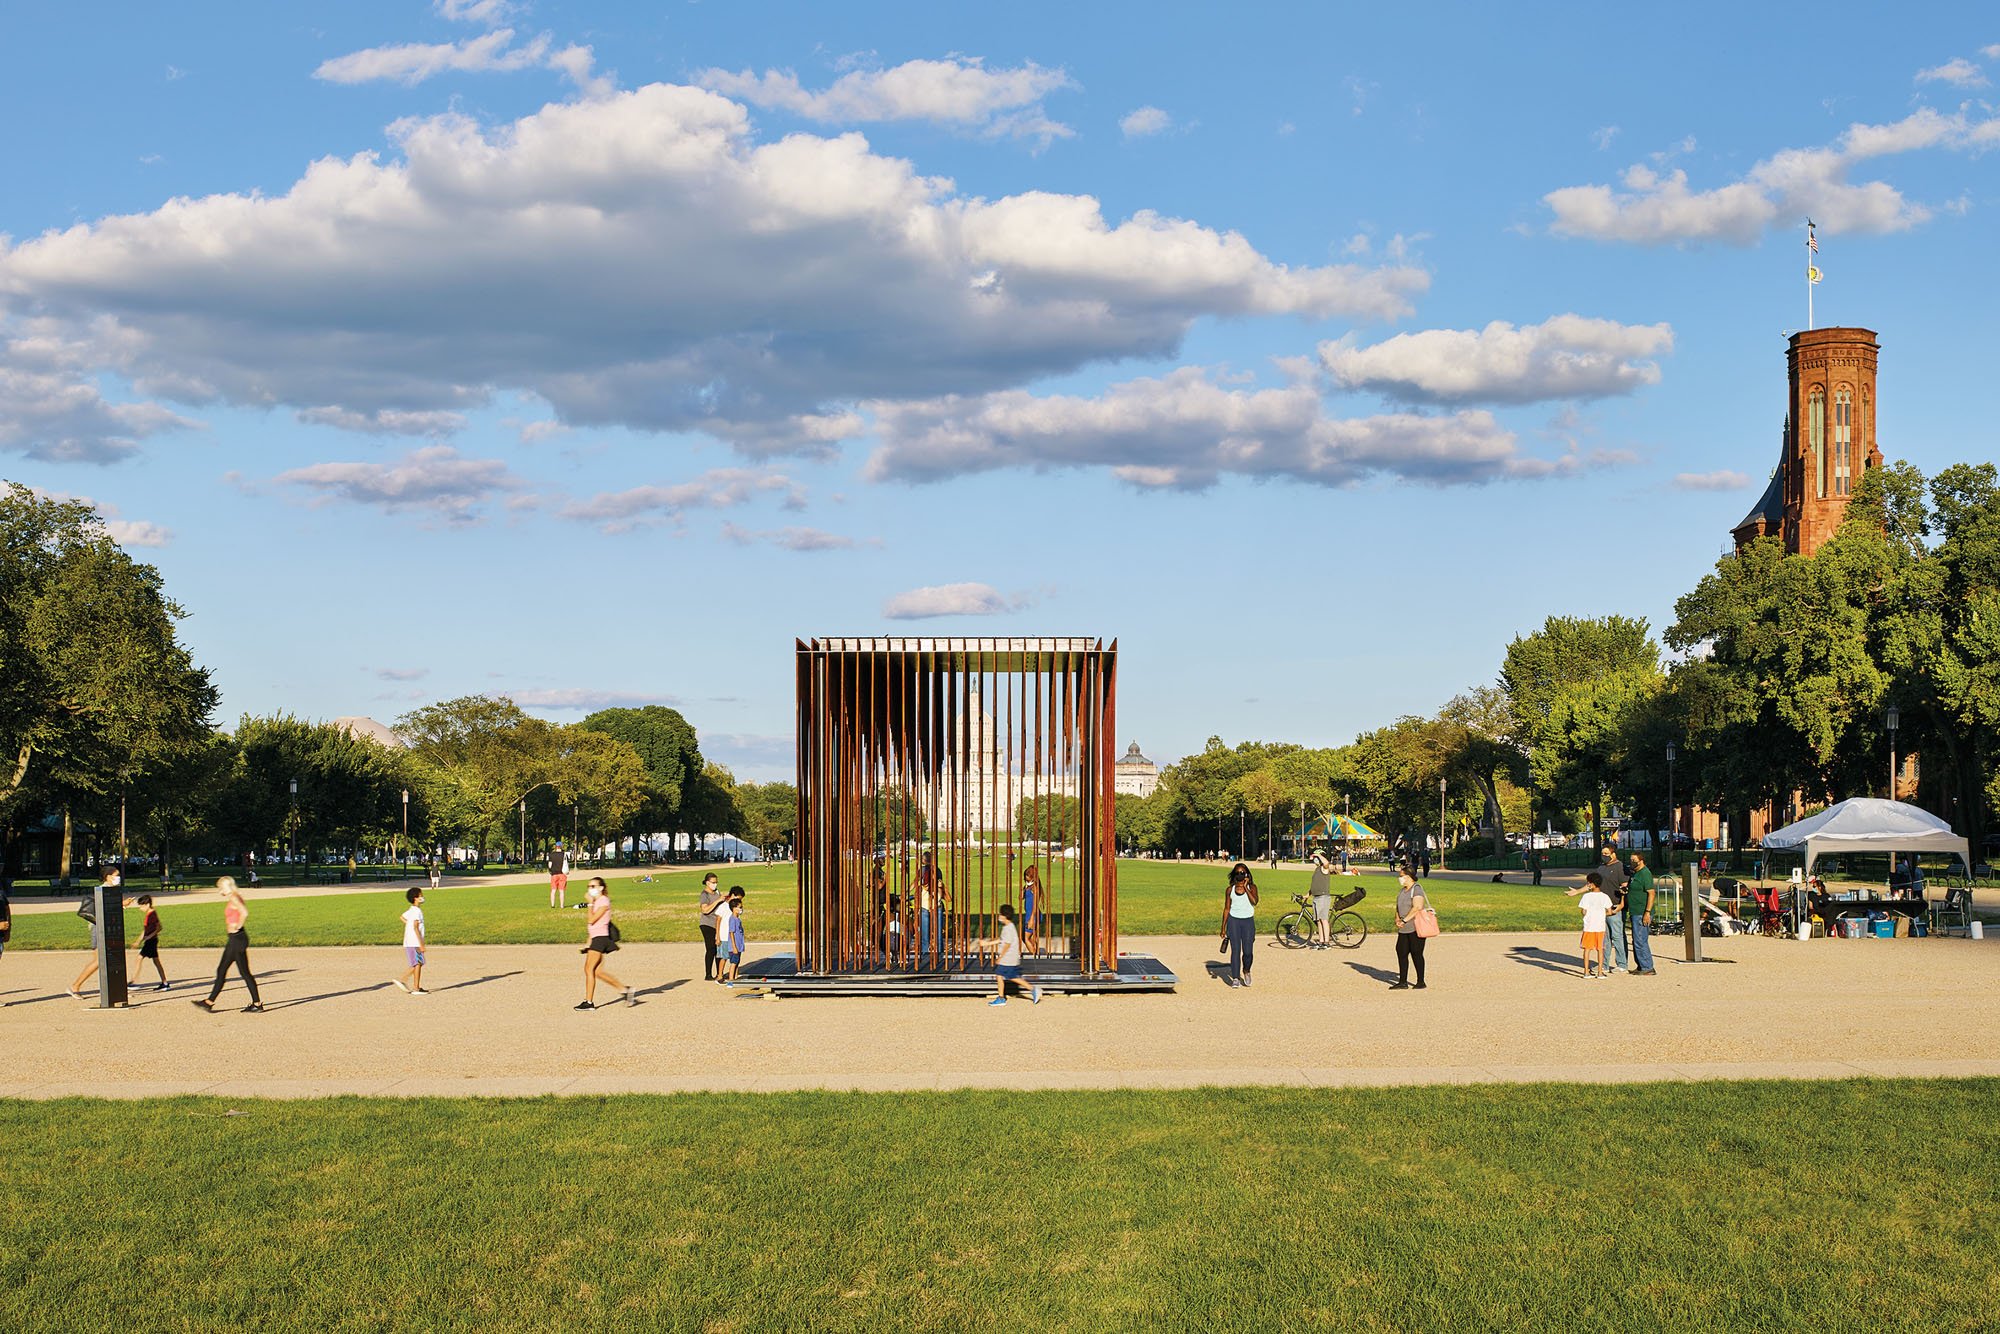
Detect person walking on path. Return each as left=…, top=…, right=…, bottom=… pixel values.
left=1418, top=843, right=1432, bottom=879
left=1627, top=852, right=1658, bottom=975
left=393, top=887, right=429, bottom=995
left=69, top=866, right=126, bottom=999
left=132, top=894, right=169, bottom=991
left=577, top=877, right=631, bottom=1010
left=427, top=852, right=443, bottom=894
left=1309, top=853, right=1334, bottom=950
left=548, top=842, right=569, bottom=910
left=1219, top=862, right=1259, bottom=988
left=1020, top=866, right=1044, bottom=957
left=971, top=903, right=1040, bottom=1007
left=697, top=872, right=723, bottom=981
left=1577, top=872, right=1612, bottom=979
left=192, top=877, right=262, bottom=1013
left=1525, top=845, right=1544, bottom=886
left=1391, top=867, right=1429, bottom=990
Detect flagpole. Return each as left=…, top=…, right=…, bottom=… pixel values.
left=1806, top=219, right=1818, bottom=330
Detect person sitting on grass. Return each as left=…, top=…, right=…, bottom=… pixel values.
left=132, top=894, right=168, bottom=992
left=971, top=903, right=1040, bottom=1007
left=394, top=887, right=429, bottom=995
left=1577, top=872, right=1612, bottom=980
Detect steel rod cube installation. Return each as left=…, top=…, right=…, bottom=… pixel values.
left=794, top=637, right=1119, bottom=975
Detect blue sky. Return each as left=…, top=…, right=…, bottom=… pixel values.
left=4, top=2, right=1996, bottom=781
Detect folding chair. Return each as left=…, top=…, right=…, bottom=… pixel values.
left=1929, top=884, right=1973, bottom=938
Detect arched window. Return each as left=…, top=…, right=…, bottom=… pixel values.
left=1808, top=387, right=1826, bottom=499
left=1834, top=387, right=1852, bottom=496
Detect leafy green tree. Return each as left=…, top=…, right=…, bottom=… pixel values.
left=1502, top=615, right=1660, bottom=855
left=0, top=484, right=216, bottom=874
left=577, top=705, right=703, bottom=859
left=732, top=780, right=798, bottom=852
left=1013, top=792, right=1082, bottom=844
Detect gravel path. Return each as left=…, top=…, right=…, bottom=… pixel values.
left=4, top=930, right=1996, bottom=1098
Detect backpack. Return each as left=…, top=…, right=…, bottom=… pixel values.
left=77, top=895, right=96, bottom=924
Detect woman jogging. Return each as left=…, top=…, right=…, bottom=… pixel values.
left=577, top=877, right=631, bottom=1010
left=192, top=877, right=263, bottom=1013
left=1219, top=862, right=1258, bottom=988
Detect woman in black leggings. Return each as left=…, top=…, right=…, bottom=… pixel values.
left=192, top=877, right=262, bottom=1013
left=1391, top=867, right=1428, bottom=990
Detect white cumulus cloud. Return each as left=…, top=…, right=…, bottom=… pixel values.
left=1916, top=57, right=1985, bottom=87
left=1120, top=106, right=1172, bottom=138
left=297, top=406, right=467, bottom=436
left=883, top=582, right=1029, bottom=619
left=24, top=484, right=174, bottom=547
left=865, top=365, right=1624, bottom=491
left=314, top=29, right=552, bottom=86
left=0, top=83, right=1423, bottom=459
left=1319, top=315, right=1673, bottom=406
left=696, top=57, right=1074, bottom=143
left=1545, top=107, right=1999, bottom=244
left=269, top=444, right=523, bottom=523
left=1673, top=470, right=1754, bottom=492
left=721, top=521, right=873, bottom=551
left=559, top=467, right=806, bottom=534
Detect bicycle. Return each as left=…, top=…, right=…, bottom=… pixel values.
left=1275, top=887, right=1368, bottom=950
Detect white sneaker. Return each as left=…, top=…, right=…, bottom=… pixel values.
left=392, top=979, right=411, bottom=993
left=1031, top=986, right=1043, bottom=1005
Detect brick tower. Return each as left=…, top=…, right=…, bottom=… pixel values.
left=1732, top=327, right=1884, bottom=557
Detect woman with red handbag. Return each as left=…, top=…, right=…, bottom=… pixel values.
left=1391, top=867, right=1433, bottom=990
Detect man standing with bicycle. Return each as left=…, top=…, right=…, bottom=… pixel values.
left=1309, top=852, right=1334, bottom=950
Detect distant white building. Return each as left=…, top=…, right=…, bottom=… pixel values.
left=1115, top=742, right=1160, bottom=798
left=333, top=716, right=407, bottom=748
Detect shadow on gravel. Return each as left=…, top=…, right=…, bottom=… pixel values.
left=1344, top=962, right=1400, bottom=985
left=264, top=981, right=394, bottom=1011
left=1507, top=945, right=1580, bottom=976
left=432, top=971, right=524, bottom=992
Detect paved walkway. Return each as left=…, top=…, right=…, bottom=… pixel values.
left=4, top=931, right=1995, bottom=1099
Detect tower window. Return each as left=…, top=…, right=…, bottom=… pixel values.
left=1834, top=388, right=1852, bottom=496
left=1809, top=388, right=1826, bottom=499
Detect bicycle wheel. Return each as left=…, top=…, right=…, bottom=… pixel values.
left=1274, top=911, right=1311, bottom=948
left=1331, top=911, right=1368, bottom=949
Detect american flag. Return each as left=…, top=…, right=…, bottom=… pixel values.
left=1807, top=231, right=1818, bottom=254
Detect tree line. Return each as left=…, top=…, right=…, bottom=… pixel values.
left=1119, top=460, right=1999, bottom=862
left=0, top=483, right=796, bottom=880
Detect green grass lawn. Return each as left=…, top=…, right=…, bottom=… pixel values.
left=6, top=862, right=1585, bottom=951
left=3, top=1080, right=1993, bottom=1331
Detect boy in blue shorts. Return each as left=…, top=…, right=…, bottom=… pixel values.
left=394, top=887, right=429, bottom=995
left=972, top=903, right=1041, bottom=1007
left=723, top=886, right=747, bottom=984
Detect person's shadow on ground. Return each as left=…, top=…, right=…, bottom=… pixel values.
left=634, top=979, right=687, bottom=998
left=1507, top=945, right=1579, bottom=976
left=264, top=981, right=394, bottom=1011
left=1344, top=962, right=1401, bottom=985
left=1201, top=960, right=1243, bottom=985
left=431, top=971, right=523, bottom=992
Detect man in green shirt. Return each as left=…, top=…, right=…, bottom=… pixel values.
left=1627, top=851, right=1657, bottom=975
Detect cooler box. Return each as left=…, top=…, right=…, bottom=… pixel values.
left=1871, top=918, right=1895, bottom=939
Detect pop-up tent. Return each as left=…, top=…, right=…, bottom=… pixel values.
left=1760, top=797, right=1970, bottom=876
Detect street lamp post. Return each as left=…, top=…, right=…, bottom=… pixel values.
left=1266, top=804, right=1273, bottom=862
left=400, top=788, right=409, bottom=873
left=520, top=798, right=528, bottom=870
left=1439, top=777, right=1447, bottom=871
left=289, top=777, right=298, bottom=872
left=1238, top=809, right=1245, bottom=862
left=1666, top=742, right=1677, bottom=872
left=1886, top=705, right=1900, bottom=800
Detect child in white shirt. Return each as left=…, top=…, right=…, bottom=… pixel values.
left=1577, top=871, right=1612, bottom=980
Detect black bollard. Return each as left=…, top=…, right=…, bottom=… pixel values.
left=94, top=883, right=129, bottom=1008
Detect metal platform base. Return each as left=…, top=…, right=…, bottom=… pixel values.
left=732, top=953, right=1178, bottom=997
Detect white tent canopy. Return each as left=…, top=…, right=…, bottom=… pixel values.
left=1761, top=798, right=1970, bottom=876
